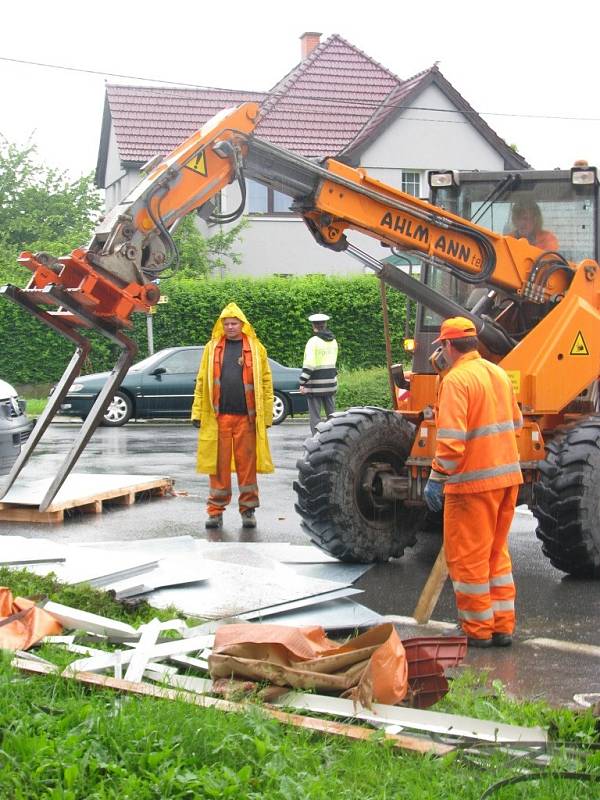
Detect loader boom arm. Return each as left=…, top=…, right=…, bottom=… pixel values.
left=2, top=100, right=597, bottom=509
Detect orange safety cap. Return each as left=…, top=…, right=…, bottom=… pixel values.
left=432, top=316, right=478, bottom=344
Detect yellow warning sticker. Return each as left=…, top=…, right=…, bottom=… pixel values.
left=570, top=331, right=589, bottom=356
left=506, top=370, right=521, bottom=394
left=185, top=150, right=207, bottom=177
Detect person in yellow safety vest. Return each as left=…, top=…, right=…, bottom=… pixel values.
left=299, top=313, right=339, bottom=435
left=424, top=316, right=523, bottom=649
left=191, top=303, right=274, bottom=530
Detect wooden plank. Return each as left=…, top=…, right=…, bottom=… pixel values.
left=0, top=475, right=174, bottom=524
left=12, top=658, right=452, bottom=756
left=412, top=546, right=449, bottom=624
left=45, top=477, right=174, bottom=512
left=0, top=507, right=63, bottom=524
left=111, top=492, right=135, bottom=507
left=78, top=500, right=103, bottom=515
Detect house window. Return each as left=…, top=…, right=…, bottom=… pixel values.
left=246, top=179, right=294, bottom=214
left=402, top=171, right=421, bottom=197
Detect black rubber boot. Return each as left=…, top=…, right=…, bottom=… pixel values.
left=241, top=510, right=256, bottom=528
left=492, top=633, right=513, bottom=647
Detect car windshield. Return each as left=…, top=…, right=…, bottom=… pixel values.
left=128, top=351, right=177, bottom=373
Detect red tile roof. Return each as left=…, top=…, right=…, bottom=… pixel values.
left=256, top=34, right=402, bottom=157
left=96, top=34, right=528, bottom=185
left=105, top=85, right=266, bottom=164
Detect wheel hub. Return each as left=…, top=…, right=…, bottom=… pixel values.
left=360, top=461, right=409, bottom=512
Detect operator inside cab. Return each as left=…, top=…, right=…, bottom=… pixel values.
left=510, top=198, right=559, bottom=251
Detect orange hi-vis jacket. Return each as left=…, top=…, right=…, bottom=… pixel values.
left=431, top=351, right=523, bottom=494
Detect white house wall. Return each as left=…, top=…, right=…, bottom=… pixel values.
left=233, top=217, right=366, bottom=277
left=360, top=85, right=506, bottom=174
left=103, top=125, right=145, bottom=212
left=218, top=181, right=377, bottom=277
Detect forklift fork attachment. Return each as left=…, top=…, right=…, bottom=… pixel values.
left=0, top=284, right=137, bottom=512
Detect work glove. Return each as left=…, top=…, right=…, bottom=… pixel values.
left=192, top=419, right=200, bottom=428
left=424, top=479, right=444, bottom=513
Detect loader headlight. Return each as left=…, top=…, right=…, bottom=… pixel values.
left=571, top=164, right=597, bottom=185
left=403, top=338, right=416, bottom=352
left=428, top=170, right=460, bottom=188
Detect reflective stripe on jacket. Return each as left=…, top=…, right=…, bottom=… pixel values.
left=431, top=351, right=523, bottom=494
left=299, top=336, right=338, bottom=394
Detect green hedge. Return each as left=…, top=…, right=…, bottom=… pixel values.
left=337, top=367, right=393, bottom=409
left=0, top=275, right=412, bottom=383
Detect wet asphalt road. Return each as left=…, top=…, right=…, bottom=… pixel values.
left=2, top=419, right=599, bottom=707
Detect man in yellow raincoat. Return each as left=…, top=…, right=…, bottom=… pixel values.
left=191, top=303, right=274, bottom=529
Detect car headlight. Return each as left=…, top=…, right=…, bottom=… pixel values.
left=69, top=384, right=85, bottom=393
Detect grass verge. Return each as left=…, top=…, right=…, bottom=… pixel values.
left=0, top=569, right=599, bottom=798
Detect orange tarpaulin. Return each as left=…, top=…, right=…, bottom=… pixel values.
left=209, top=622, right=408, bottom=707
left=0, top=587, right=62, bottom=651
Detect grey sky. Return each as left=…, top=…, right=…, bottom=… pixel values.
left=1, top=0, right=599, bottom=178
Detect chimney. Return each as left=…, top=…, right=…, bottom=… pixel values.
left=300, top=31, right=321, bottom=59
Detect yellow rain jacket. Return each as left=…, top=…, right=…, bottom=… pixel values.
left=191, top=303, right=274, bottom=475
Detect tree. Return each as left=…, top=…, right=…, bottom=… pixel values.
left=171, top=215, right=247, bottom=279
left=0, top=138, right=247, bottom=286
left=0, top=137, right=101, bottom=282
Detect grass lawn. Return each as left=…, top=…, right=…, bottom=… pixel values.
left=1, top=567, right=599, bottom=798
left=25, top=397, right=47, bottom=417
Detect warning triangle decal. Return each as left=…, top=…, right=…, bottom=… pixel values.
left=570, top=331, right=589, bottom=356
left=185, top=150, right=207, bottom=177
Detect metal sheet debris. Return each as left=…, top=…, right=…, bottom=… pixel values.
left=253, top=598, right=383, bottom=630
left=9, top=535, right=376, bottom=628
left=290, top=563, right=372, bottom=584
left=104, top=559, right=212, bottom=599
left=78, top=537, right=341, bottom=564
left=0, top=535, right=67, bottom=565
left=239, top=587, right=363, bottom=620
left=273, top=692, right=548, bottom=743
left=145, top=560, right=353, bottom=619
left=26, top=548, right=160, bottom=587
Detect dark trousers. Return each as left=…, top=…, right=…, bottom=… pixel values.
left=307, top=393, right=336, bottom=434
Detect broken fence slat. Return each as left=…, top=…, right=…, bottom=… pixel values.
left=42, top=600, right=139, bottom=639
left=125, top=618, right=161, bottom=683
left=64, top=634, right=216, bottom=675
left=12, top=658, right=452, bottom=756
left=274, top=692, right=547, bottom=743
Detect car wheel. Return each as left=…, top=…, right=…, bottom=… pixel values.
left=101, top=391, right=133, bottom=427
left=272, top=391, right=289, bottom=425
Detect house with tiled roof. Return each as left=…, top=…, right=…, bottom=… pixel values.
left=96, top=32, right=528, bottom=277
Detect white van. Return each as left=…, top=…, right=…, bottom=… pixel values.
left=0, top=379, right=34, bottom=475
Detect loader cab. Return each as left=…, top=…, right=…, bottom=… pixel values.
left=409, top=165, right=600, bottom=373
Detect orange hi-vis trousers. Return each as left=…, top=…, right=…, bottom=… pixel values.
left=207, top=414, right=259, bottom=518
left=443, top=485, right=518, bottom=640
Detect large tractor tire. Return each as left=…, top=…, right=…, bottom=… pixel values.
left=293, top=407, right=427, bottom=562
left=533, top=416, right=600, bottom=577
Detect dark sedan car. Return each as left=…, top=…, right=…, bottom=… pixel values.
left=58, top=346, right=307, bottom=426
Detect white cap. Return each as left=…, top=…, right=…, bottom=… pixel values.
left=308, top=313, right=330, bottom=322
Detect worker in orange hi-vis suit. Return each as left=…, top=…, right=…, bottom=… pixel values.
left=423, top=317, right=523, bottom=649
left=191, top=303, right=274, bottom=530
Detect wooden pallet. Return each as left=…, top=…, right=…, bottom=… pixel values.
left=0, top=474, right=174, bottom=524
